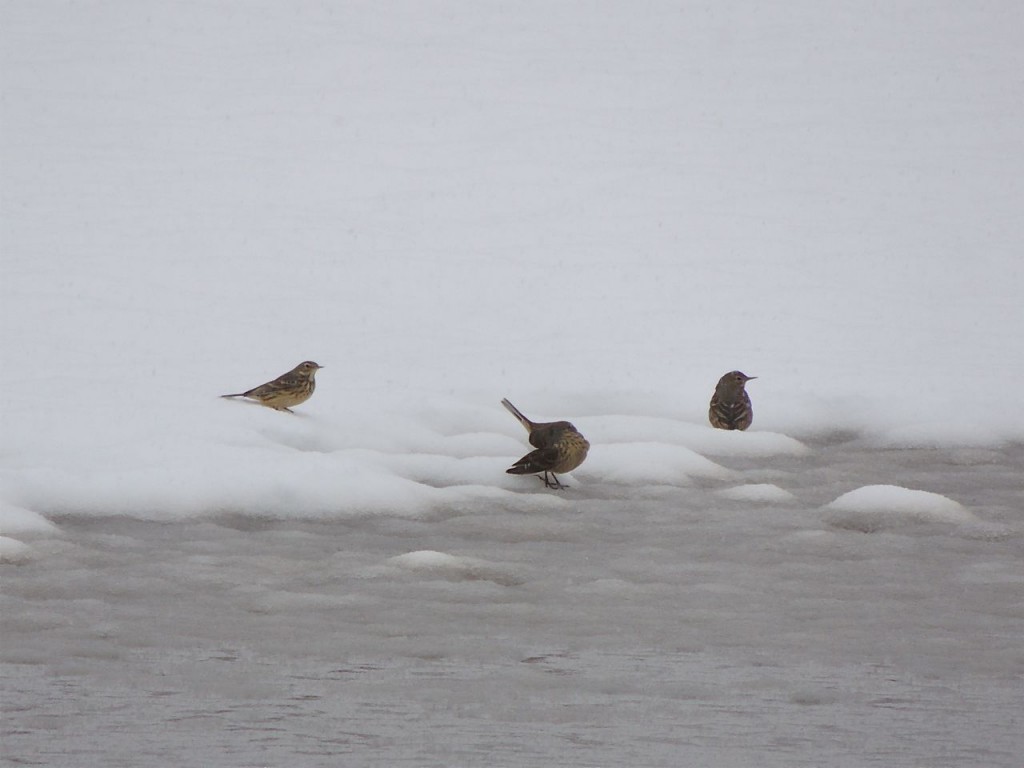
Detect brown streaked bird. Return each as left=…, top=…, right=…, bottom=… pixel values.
left=501, top=398, right=590, bottom=490
left=709, top=370, right=756, bottom=431
left=221, top=361, right=323, bottom=413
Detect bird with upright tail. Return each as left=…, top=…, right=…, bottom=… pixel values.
left=501, top=398, right=589, bottom=489
left=221, top=361, right=323, bottom=413
left=708, top=370, right=756, bottom=430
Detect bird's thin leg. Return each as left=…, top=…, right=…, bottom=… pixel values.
left=540, top=472, right=566, bottom=490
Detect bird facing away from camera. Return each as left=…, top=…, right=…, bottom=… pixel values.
left=501, top=398, right=590, bottom=489
left=708, top=370, right=756, bottom=430
left=221, top=361, right=323, bottom=413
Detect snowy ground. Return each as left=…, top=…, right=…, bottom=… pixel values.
left=2, top=2, right=1023, bottom=766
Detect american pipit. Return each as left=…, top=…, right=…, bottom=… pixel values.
left=709, top=370, right=756, bottom=431
left=501, top=398, right=590, bottom=490
left=221, top=361, right=323, bottom=413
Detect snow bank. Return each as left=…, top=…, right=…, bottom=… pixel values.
left=584, top=415, right=809, bottom=457
left=2, top=0, right=1021, bottom=530
left=579, top=442, right=729, bottom=486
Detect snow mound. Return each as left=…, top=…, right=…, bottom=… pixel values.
left=0, top=504, right=61, bottom=537
left=379, top=452, right=523, bottom=490
left=0, top=505, right=60, bottom=564
left=825, top=485, right=977, bottom=531
left=694, top=430, right=810, bottom=458
left=716, top=484, right=796, bottom=503
left=386, top=550, right=524, bottom=587
left=0, top=536, right=34, bottom=565
left=578, top=442, right=730, bottom=486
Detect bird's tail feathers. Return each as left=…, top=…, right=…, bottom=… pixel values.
left=501, top=398, right=533, bottom=431
left=506, top=459, right=542, bottom=475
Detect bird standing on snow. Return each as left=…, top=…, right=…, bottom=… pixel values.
left=708, top=370, right=756, bottom=430
left=221, top=361, right=323, bottom=413
left=501, top=398, right=590, bottom=489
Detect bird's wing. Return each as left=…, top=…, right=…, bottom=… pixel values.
left=507, top=446, right=561, bottom=474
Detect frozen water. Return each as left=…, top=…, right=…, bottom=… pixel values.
left=2, top=438, right=1022, bottom=766
left=2, top=1, right=1023, bottom=766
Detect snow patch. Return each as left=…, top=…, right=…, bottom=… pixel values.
left=579, top=442, right=730, bottom=486
left=0, top=504, right=61, bottom=537
left=0, top=536, right=33, bottom=565
left=584, top=415, right=809, bottom=457
left=825, top=484, right=976, bottom=531
left=386, top=550, right=524, bottom=586
left=716, top=484, right=796, bottom=503
left=870, top=419, right=1024, bottom=449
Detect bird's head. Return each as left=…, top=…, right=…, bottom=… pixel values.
left=718, top=370, right=756, bottom=392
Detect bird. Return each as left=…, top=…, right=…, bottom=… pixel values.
left=221, top=361, right=323, bottom=413
left=501, top=398, right=590, bottom=490
left=708, top=370, right=756, bottom=430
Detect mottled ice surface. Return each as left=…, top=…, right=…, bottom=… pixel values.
left=2, top=435, right=1022, bottom=767
left=2, top=1, right=1023, bottom=766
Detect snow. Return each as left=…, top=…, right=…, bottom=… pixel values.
left=1, top=2, right=1023, bottom=765
left=0, top=536, right=33, bottom=564
left=826, top=484, right=975, bottom=523
left=822, top=483, right=1016, bottom=541
left=0, top=503, right=62, bottom=537
left=717, top=483, right=796, bottom=503
left=384, top=550, right=525, bottom=586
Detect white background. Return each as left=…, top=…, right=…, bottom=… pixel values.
left=2, top=3, right=1022, bottom=766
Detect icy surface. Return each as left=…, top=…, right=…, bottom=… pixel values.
left=2, top=440, right=1022, bottom=767
left=2, top=1, right=1023, bottom=766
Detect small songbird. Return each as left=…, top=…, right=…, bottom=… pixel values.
left=708, top=370, right=756, bottom=431
left=221, top=361, right=323, bottom=413
left=501, top=398, right=590, bottom=489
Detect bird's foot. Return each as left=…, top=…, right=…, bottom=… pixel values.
left=540, top=472, right=567, bottom=490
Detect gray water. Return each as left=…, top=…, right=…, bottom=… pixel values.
left=3, top=437, right=1022, bottom=767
